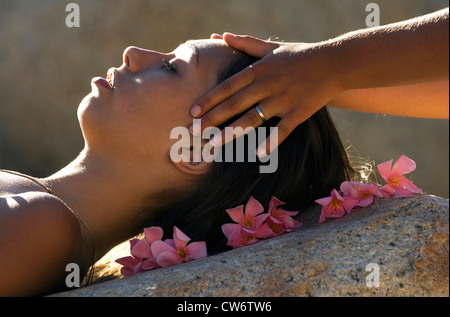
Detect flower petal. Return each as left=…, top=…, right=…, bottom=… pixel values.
left=277, top=208, right=299, bottom=217
left=173, top=226, right=190, bottom=250
left=319, top=209, right=327, bottom=223
left=394, top=186, right=415, bottom=198
left=156, top=250, right=183, bottom=267
left=367, top=182, right=384, bottom=197
left=185, top=241, right=208, bottom=261
left=392, top=155, right=416, bottom=177
left=222, top=223, right=241, bottom=239
left=357, top=196, right=374, bottom=207
left=142, top=258, right=159, bottom=271
left=255, top=223, right=277, bottom=238
left=144, top=227, right=164, bottom=244
left=131, top=239, right=153, bottom=259
left=151, top=240, right=176, bottom=260
left=380, top=184, right=395, bottom=197
left=323, top=204, right=346, bottom=218
left=341, top=197, right=359, bottom=214
left=129, top=238, right=140, bottom=250
left=245, top=196, right=265, bottom=218
left=225, top=205, right=245, bottom=224
left=331, top=188, right=344, bottom=201
left=253, top=213, right=269, bottom=227
left=115, top=256, right=140, bottom=268
left=315, top=196, right=333, bottom=206
left=340, top=181, right=358, bottom=198
left=225, top=229, right=246, bottom=248
left=377, top=159, right=393, bottom=183
left=120, top=267, right=136, bottom=277
left=282, top=215, right=302, bottom=231
left=268, top=196, right=285, bottom=213
left=398, top=177, right=423, bottom=194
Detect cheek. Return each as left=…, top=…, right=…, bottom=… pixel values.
left=114, top=86, right=195, bottom=154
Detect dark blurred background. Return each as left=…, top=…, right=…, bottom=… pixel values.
left=0, top=0, right=448, bottom=198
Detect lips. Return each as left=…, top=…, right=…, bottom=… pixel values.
left=91, top=68, right=117, bottom=91
left=106, top=68, right=116, bottom=89
left=91, top=77, right=113, bottom=90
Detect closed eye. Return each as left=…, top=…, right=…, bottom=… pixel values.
left=162, top=59, right=177, bottom=72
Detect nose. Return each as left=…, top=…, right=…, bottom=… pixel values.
left=122, top=46, right=171, bottom=73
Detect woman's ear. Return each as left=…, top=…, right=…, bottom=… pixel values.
left=170, top=148, right=213, bottom=176
left=172, top=158, right=212, bottom=176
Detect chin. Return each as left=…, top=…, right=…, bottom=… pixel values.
left=77, top=91, right=107, bottom=143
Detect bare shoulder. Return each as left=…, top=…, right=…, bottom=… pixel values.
left=0, top=191, right=81, bottom=239
left=0, top=192, right=83, bottom=296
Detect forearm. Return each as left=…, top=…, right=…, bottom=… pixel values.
left=324, top=8, right=449, bottom=90
left=328, top=80, right=449, bottom=119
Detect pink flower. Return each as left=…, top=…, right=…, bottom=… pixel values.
left=222, top=196, right=269, bottom=235
left=115, top=227, right=164, bottom=276
left=340, top=181, right=383, bottom=208
left=265, top=196, right=302, bottom=235
left=222, top=227, right=260, bottom=248
left=115, top=239, right=145, bottom=277
left=151, top=226, right=207, bottom=268
left=222, top=196, right=303, bottom=248
left=221, top=196, right=271, bottom=248
left=315, top=189, right=358, bottom=223
left=116, top=226, right=207, bottom=276
left=377, top=155, right=423, bottom=198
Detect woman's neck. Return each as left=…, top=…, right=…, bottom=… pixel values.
left=40, top=147, right=164, bottom=260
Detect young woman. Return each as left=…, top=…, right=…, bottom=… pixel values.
left=0, top=39, right=355, bottom=296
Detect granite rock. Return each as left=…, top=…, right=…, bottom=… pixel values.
left=52, top=194, right=449, bottom=297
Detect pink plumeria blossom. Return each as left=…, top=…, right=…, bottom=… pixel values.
left=151, top=226, right=207, bottom=268
left=223, top=196, right=269, bottom=234
left=315, top=189, right=358, bottom=223
left=340, top=181, right=383, bottom=208
left=265, top=196, right=302, bottom=235
left=222, top=227, right=260, bottom=249
left=116, top=226, right=207, bottom=276
left=221, top=196, right=270, bottom=248
left=222, top=196, right=302, bottom=248
left=115, top=227, right=164, bottom=276
left=377, top=155, right=423, bottom=198
left=115, top=238, right=145, bottom=277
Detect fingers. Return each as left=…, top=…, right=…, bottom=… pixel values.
left=210, top=33, right=223, bottom=40
left=256, top=116, right=297, bottom=157
left=191, top=64, right=257, bottom=118
left=192, top=33, right=278, bottom=119
left=223, top=33, right=279, bottom=58
left=209, top=103, right=272, bottom=147
left=197, top=81, right=268, bottom=131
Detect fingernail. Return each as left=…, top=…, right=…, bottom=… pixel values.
left=191, top=105, right=201, bottom=117
left=209, top=133, right=222, bottom=146
left=256, top=146, right=267, bottom=158
left=223, top=32, right=236, bottom=37
left=189, top=121, right=201, bottom=136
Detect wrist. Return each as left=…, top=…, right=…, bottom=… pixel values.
left=311, top=41, right=348, bottom=95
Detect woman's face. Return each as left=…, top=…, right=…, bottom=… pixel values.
left=78, top=39, right=235, bottom=161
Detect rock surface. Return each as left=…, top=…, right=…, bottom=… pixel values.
left=52, top=194, right=449, bottom=297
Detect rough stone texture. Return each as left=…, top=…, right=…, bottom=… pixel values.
left=52, top=194, right=449, bottom=297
